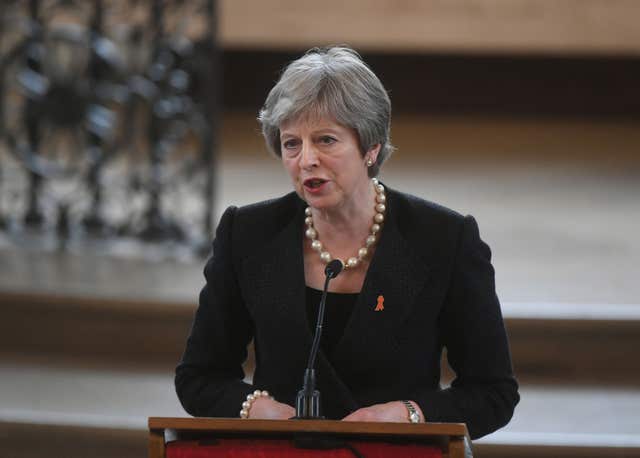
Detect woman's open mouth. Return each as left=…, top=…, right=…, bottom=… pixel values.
left=303, top=178, right=328, bottom=192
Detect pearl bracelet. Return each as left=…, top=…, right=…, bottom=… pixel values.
left=240, top=390, right=273, bottom=419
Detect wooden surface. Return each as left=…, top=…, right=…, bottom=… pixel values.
left=148, top=417, right=469, bottom=438
left=148, top=429, right=165, bottom=458
left=148, top=417, right=471, bottom=458
left=219, top=0, right=640, bottom=56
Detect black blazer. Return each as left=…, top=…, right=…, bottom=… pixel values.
left=175, top=188, right=519, bottom=439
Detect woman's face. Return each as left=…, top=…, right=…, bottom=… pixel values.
left=280, top=115, right=378, bottom=212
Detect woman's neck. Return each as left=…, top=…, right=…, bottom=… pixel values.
left=309, top=179, right=377, bottom=253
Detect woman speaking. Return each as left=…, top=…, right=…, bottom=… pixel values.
left=175, top=46, right=519, bottom=439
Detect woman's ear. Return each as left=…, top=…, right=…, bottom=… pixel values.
left=366, top=144, right=382, bottom=164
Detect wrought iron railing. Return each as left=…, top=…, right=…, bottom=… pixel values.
left=0, top=0, right=218, bottom=258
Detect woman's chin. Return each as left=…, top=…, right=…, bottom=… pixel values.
left=302, top=192, right=338, bottom=211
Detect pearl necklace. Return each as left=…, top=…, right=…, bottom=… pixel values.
left=304, top=178, right=387, bottom=270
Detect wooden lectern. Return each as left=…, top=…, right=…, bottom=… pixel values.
left=148, top=417, right=473, bottom=458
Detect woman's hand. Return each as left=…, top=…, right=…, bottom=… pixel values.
left=342, top=401, right=423, bottom=423
left=248, top=397, right=296, bottom=420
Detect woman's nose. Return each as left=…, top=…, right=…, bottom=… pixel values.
left=299, top=142, right=319, bottom=169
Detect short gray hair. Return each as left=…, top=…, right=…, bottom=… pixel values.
left=258, top=46, right=394, bottom=177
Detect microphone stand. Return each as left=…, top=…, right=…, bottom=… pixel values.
left=294, top=259, right=343, bottom=419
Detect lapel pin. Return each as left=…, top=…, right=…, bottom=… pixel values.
left=374, top=295, right=385, bottom=312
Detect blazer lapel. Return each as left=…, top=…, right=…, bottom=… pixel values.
left=240, top=197, right=360, bottom=417
left=331, top=190, right=431, bottom=379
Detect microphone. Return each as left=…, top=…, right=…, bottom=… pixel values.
left=324, top=259, right=344, bottom=279
left=294, top=259, right=343, bottom=419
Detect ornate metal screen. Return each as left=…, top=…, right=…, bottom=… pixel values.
left=0, top=0, right=218, bottom=258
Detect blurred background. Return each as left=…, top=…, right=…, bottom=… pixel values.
left=1, top=0, right=639, bottom=457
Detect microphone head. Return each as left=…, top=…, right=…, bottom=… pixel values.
left=325, top=259, right=344, bottom=279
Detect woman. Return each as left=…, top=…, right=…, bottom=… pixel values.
left=175, top=46, right=519, bottom=439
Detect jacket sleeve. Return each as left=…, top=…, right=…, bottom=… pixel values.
left=175, top=206, right=256, bottom=417
left=412, top=215, right=520, bottom=439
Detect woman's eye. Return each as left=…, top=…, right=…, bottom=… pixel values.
left=319, top=136, right=336, bottom=145
left=282, top=140, right=300, bottom=158
left=283, top=139, right=299, bottom=150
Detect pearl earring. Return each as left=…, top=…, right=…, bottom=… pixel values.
left=366, top=158, right=374, bottom=167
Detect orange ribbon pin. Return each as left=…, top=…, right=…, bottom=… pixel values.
left=374, top=295, right=385, bottom=312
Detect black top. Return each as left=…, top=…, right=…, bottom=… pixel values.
left=306, top=287, right=358, bottom=356
left=175, top=188, right=519, bottom=439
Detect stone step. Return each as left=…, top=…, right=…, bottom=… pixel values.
left=476, top=385, right=640, bottom=457
left=2, top=286, right=639, bottom=385
left=0, top=360, right=181, bottom=458
left=0, top=422, right=144, bottom=458
left=502, top=302, right=640, bottom=386
left=1, top=361, right=639, bottom=458
left=0, top=289, right=192, bottom=370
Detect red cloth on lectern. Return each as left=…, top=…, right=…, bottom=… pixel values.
left=167, top=438, right=442, bottom=458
